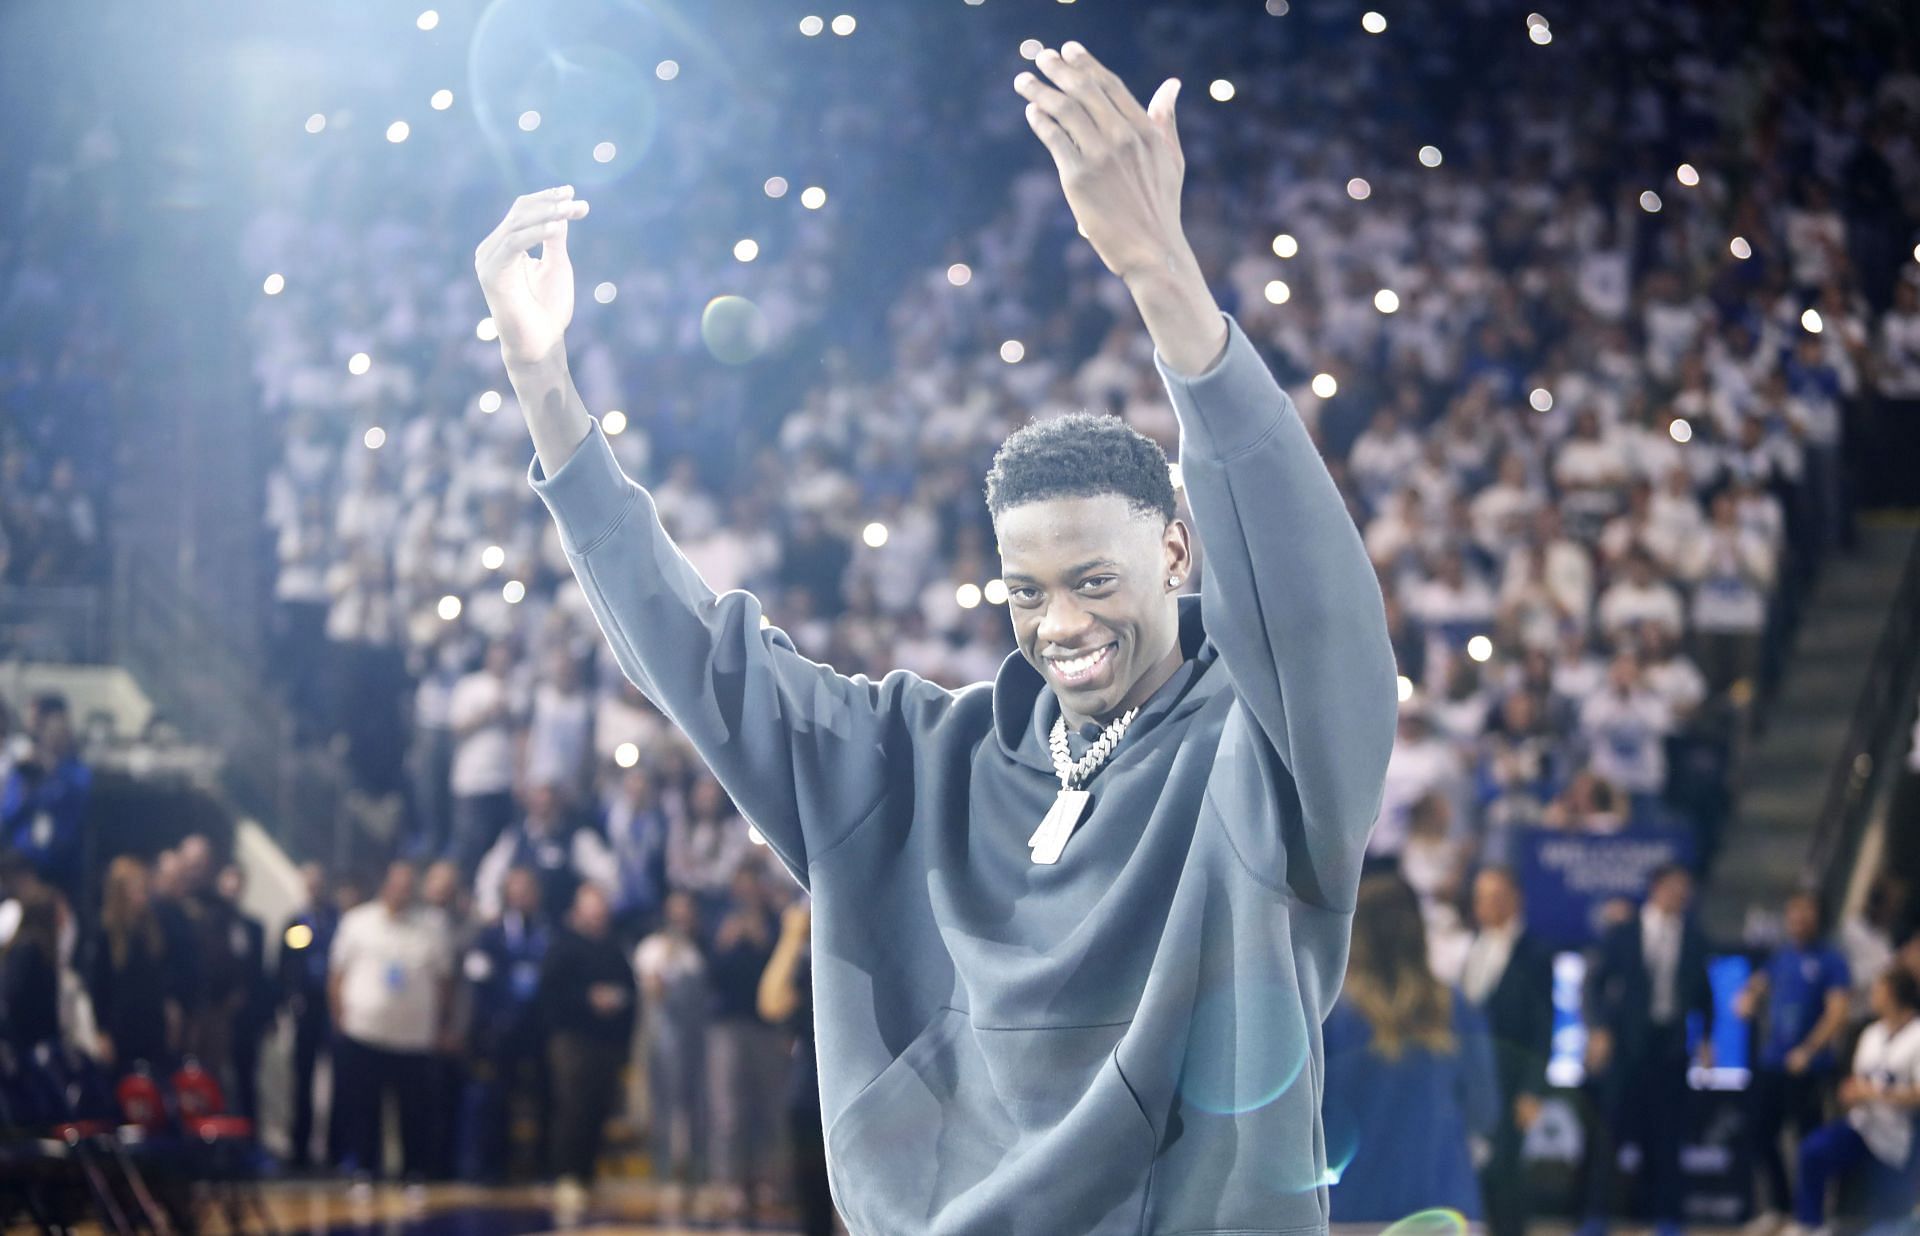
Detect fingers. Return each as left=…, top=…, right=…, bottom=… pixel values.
left=476, top=196, right=589, bottom=268
left=1015, top=69, right=1098, bottom=156
left=1032, top=45, right=1134, bottom=147
left=1146, top=77, right=1181, bottom=136
left=1059, top=41, right=1153, bottom=132
left=1023, top=101, right=1077, bottom=169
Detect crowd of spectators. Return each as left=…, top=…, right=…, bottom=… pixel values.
left=6, top=0, right=1920, bottom=1230
left=0, top=86, right=122, bottom=596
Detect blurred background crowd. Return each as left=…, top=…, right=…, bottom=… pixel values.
left=5, top=0, right=1920, bottom=1232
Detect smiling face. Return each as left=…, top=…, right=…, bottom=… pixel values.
left=995, top=493, right=1191, bottom=727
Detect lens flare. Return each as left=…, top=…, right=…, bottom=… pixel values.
left=701, top=294, right=770, bottom=365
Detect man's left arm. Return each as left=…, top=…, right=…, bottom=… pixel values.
left=1018, top=41, right=1397, bottom=904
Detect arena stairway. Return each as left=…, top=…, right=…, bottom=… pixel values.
left=1702, top=517, right=1920, bottom=944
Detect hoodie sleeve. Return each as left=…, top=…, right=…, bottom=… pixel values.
left=1154, top=312, right=1398, bottom=907
left=528, top=417, right=946, bottom=885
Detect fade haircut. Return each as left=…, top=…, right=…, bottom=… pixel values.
left=984, top=412, right=1177, bottom=524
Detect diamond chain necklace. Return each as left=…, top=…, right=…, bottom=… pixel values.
left=1049, top=706, right=1139, bottom=790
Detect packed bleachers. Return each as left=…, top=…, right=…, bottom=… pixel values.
left=5, top=0, right=1920, bottom=1229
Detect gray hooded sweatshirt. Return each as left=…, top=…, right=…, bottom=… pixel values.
left=527, top=310, right=1398, bottom=1234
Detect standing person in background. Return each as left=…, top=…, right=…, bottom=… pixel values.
left=448, top=638, right=523, bottom=875
left=634, top=889, right=710, bottom=1218
left=327, top=859, right=455, bottom=1194
left=1579, top=863, right=1716, bottom=1236
left=473, top=779, right=618, bottom=922
left=215, top=861, right=270, bottom=1122
left=148, top=848, right=205, bottom=1060
left=176, top=834, right=238, bottom=1084
left=1323, top=873, right=1499, bottom=1224
left=278, top=862, right=350, bottom=1169
left=702, top=863, right=786, bottom=1225
left=1786, top=967, right=1920, bottom=1234
left=1, top=694, right=92, bottom=907
left=463, top=866, right=552, bottom=1183
left=1841, top=874, right=1910, bottom=1021
left=1461, top=866, right=1555, bottom=1236
left=419, top=858, right=474, bottom=1180
left=1735, top=890, right=1853, bottom=1234
left=0, top=885, right=62, bottom=1054
left=758, top=896, right=833, bottom=1236
left=604, top=766, right=670, bottom=941
left=665, top=774, right=751, bottom=930
left=88, top=855, right=180, bottom=1076
left=406, top=638, right=465, bottom=860
left=539, top=882, right=637, bottom=1222
left=524, top=647, right=596, bottom=813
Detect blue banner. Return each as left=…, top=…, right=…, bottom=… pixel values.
left=1513, top=827, right=1695, bottom=947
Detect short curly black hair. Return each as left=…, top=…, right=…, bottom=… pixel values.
left=984, top=412, right=1176, bottom=524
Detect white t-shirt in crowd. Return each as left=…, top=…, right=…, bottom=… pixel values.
left=1847, top=1015, right=1920, bottom=1168
left=448, top=670, right=517, bottom=797
left=329, top=902, right=453, bottom=1054
left=1579, top=687, right=1673, bottom=795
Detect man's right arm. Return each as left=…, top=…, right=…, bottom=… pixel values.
left=512, top=352, right=947, bottom=883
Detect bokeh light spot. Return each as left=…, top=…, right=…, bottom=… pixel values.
left=1264, top=280, right=1290, bottom=305
left=263, top=273, right=285, bottom=296
left=700, top=294, right=771, bottom=365
left=948, top=263, right=973, bottom=287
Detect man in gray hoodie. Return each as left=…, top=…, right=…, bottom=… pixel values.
left=474, top=39, right=1397, bottom=1236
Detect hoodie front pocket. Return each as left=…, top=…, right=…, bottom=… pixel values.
left=826, top=1008, right=1155, bottom=1235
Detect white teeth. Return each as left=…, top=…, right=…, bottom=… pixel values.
left=1050, top=645, right=1111, bottom=679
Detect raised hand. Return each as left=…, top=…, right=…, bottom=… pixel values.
left=473, top=184, right=592, bottom=367
left=1015, top=41, right=1186, bottom=283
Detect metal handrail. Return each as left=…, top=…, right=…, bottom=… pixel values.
left=1808, top=527, right=1920, bottom=911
